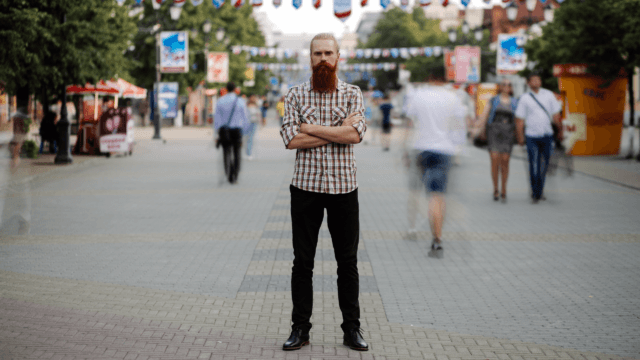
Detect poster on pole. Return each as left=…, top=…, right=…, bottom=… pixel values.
left=160, top=32, right=189, bottom=73
left=156, top=82, right=179, bottom=118
left=454, top=46, right=481, bottom=83
left=497, top=34, right=526, bottom=75
left=444, top=49, right=455, bottom=82
left=207, top=52, right=229, bottom=83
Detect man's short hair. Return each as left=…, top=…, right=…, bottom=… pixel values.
left=527, top=72, right=541, bottom=82
left=309, top=33, right=340, bottom=54
left=226, top=82, right=236, bottom=92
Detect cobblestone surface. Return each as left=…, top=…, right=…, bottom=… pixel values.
left=1, top=122, right=639, bottom=359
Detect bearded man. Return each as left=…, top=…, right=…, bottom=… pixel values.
left=279, top=33, right=368, bottom=351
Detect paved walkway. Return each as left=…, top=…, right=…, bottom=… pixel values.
left=1, top=118, right=639, bottom=360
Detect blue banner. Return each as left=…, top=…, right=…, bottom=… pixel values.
left=157, top=82, right=179, bottom=119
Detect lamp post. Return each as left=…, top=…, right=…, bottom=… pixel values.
left=506, top=1, right=518, bottom=22
left=153, top=24, right=162, bottom=139
left=544, top=3, right=555, bottom=22
left=55, top=12, right=72, bottom=164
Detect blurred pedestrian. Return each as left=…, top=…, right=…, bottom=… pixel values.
left=260, top=99, right=269, bottom=126
left=39, top=108, right=58, bottom=154
left=214, top=82, right=250, bottom=184
left=515, top=73, right=562, bottom=204
left=276, top=96, right=285, bottom=125
left=279, top=33, right=368, bottom=352
left=0, top=108, right=31, bottom=235
left=477, top=79, right=519, bottom=203
left=379, top=94, right=393, bottom=151
left=245, top=95, right=261, bottom=160
left=403, top=83, right=466, bottom=255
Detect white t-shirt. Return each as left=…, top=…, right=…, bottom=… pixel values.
left=515, top=88, right=562, bottom=138
left=405, top=86, right=467, bottom=155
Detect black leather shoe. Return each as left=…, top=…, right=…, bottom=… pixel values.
left=282, top=328, right=310, bottom=351
left=343, top=328, right=369, bottom=351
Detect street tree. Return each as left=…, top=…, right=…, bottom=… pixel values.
left=0, top=0, right=137, bottom=111
left=523, top=0, right=640, bottom=157
left=128, top=0, right=271, bottom=96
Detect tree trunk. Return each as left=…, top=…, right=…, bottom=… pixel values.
left=15, top=85, right=30, bottom=115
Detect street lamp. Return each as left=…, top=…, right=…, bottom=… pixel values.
left=448, top=27, right=457, bottom=43
left=216, top=27, right=225, bottom=43
left=461, top=20, right=469, bottom=35
left=474, top=27, right=483, bottom=42
left=544, top=3, right=555, bottom=22
left=203, top=19, right=212, bottom=35
left=169, top=5, right=182, bottom=20
left=525, top=0, right=536, bottom=13
left=506, top=1, right=518, bottom=22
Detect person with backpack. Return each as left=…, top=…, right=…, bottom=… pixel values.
left=515, top=73, right=563, bottom=204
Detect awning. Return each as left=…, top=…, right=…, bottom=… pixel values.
left=116, top=78, right=148, bottom=99
left=66, top=80, right=120, bottom=95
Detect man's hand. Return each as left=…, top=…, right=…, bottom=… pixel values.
left=342, top=112, right=363, bottom=127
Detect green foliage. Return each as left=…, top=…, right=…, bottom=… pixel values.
left=523, top=0, right=640, bottom=85
left=128, top=0, right=270, bottom=95
left=21, top=139, right=38, bottom=159
left=0, top=0, right=137, bottom=101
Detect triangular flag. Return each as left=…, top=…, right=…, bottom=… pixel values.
left=361, top=0, right=368, bottom=6
left=191, top=0, right=204, bottom=5
left=440, top=0, right=448, bottom=7
left=419, top=0, right=431, bottom=7
left=273, top=0, right=281, bottom=6
left=293, top=0, right=302, bottom=9
left=460, top=0, right=470, bottom=7
left=313, top=0, right=321, bottom=8
left=152, top=0, right=162, bottom=9
left=116, top=0, right=126, bottom=6
left=212, top=0, right=225, bottom=8
left=380, top=0, right=390, bottom=8
left=173, top=0, right=186, bottom=6
left=135, top=0, right=144, bottom=4
left=364, top=49, right=372, bottom=58
left=334, top=0, right=351, bottom=22
left=233, top=0, right=244, bottom=8
left=400, top=0, right=409, bottom=10
left=253, top=0, right=263, bottom=6
left=373, top=48, right=381, bottom=58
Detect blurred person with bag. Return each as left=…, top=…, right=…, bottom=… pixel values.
left=39, top=108, right=58, bottom=154
left=515, top=73, right=563, bottom=203
left=214, top=82, right=249, bottom=184
left=476, top=79, right=519, bottom=202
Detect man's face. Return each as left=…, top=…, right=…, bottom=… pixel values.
left=528, top=75, right=541, bottom=90
left=310, top=39, right=339, bottom=68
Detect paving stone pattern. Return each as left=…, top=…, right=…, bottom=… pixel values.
left=0, top=123, right=639, bottom=359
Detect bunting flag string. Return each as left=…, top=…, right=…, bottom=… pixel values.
left=249, top=62, right=399, bottom=72
left=231, top=44, right=448, bottom=59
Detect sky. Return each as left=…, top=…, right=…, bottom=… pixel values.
left=252, top=0, right=508, bottom=37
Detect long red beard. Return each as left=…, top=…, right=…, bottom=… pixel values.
left=312, top=61, right=338, bottom=93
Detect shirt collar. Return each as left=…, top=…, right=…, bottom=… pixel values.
left=305, top=78, right=346, bottom=93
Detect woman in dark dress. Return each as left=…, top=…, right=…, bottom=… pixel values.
left=478, top=80, right=519, bottom=202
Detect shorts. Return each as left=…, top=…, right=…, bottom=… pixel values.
left=409, top=150, right=451, bottom=193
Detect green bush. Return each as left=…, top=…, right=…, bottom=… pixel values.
left=21, top=140, right=38, bottom=159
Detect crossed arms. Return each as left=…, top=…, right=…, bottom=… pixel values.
left=286, top=113, right=363, bottom=149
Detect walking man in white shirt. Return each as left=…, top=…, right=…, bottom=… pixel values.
left=279, top=33, right=368, bottom=352
left=515, top=73, right=562, bottom=203
left=404, top=83, right=466, bottom=255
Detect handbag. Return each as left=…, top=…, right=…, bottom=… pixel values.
left=217, top=97, right=239, bottom=148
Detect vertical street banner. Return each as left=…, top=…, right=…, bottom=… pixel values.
left=160, top=31, right=188, bottom=73
left=454, top=46, right=481, bottom=83
left=207, top=52, right=229, bottom=83
left=444, top=49, right=455, bottom=82
left=157, top=82, right=179, bottom=119
left=334, top=0, right=351, bottom=21
left=497, top=34, right=527, bottom=75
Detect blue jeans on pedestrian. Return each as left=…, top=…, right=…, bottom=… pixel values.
left=245, top=123, right=257, bottom=157
left=526, top=135, right=553, bottom=200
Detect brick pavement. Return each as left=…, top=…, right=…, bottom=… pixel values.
left=1, top=120, right=639, bottom=359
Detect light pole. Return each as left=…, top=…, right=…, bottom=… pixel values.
left=55, top=11, right=72, bottom=164
left=153, top=23, right=162, bottom=139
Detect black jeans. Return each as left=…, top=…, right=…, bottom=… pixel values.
left=290, top=185, right=361, bottom=334
left=222, top=128, right=242, bottom=183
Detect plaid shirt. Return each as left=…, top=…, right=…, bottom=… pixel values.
left=280, top=79, right=366, bottom=194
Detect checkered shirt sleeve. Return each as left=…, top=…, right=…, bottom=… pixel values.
left=279, top=80, right=367, bottom=194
